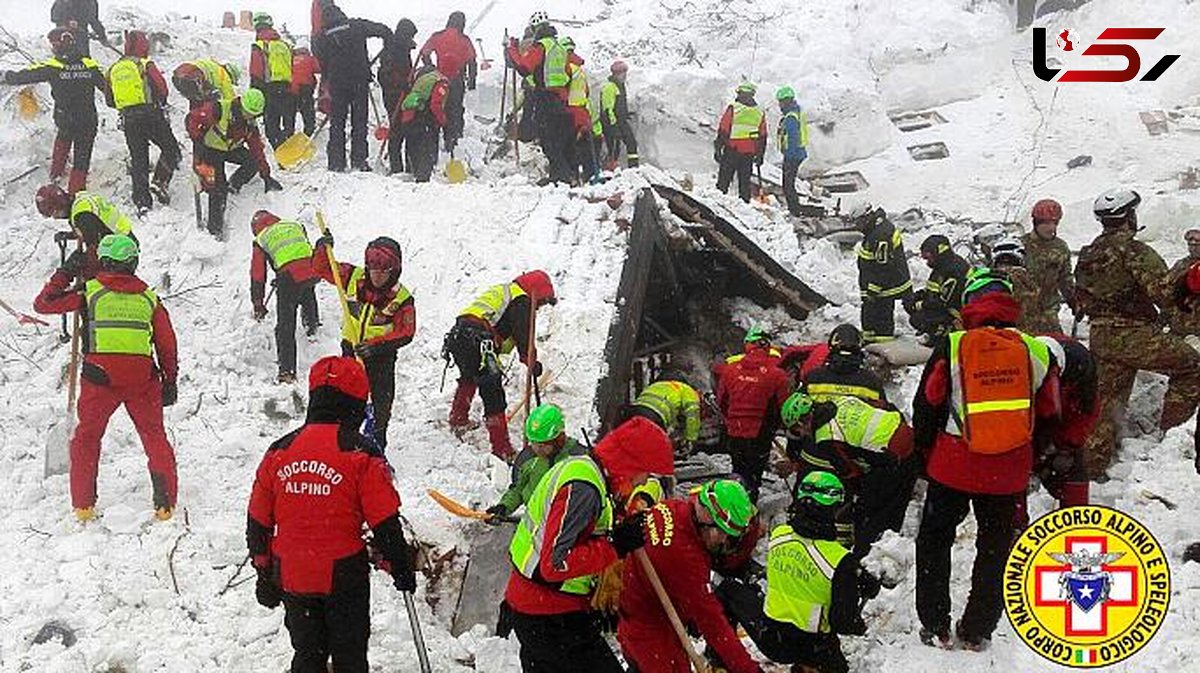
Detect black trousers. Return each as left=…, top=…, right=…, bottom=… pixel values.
left=275, top=275, right=319, bottom=376
left=444, top=76, right=466, bottom=147
left=446, top=321, right=506, bottom=415
left=194, top=144, right=257, bottom=238
left=606, top=118, right=639, bottom=166
left=403, top=118, right=439, bottom=183
left=121, top=107, right=180, bottom=210
left=781, top=157, right=802, bottom=215
left=533, top=91, right=576, bottom=184
left=861, top=294, right=898, bottom=341
left=915, top=480, right=1017, bottom=640
left=338, top=344, right=397, bottom=450
left=518, top=89, right=538, bottom=142
left=381, top=85, right=408, bottom=174
left=576, top=130, right=599, bottom=183
left=53, top=114, right=97, bottom=177
left=262, top=83, right=296, bottom=148
left=283, top=582, right=371, bottom=673
left=294, top=84, right=317, bottom=135
left=727, top=431, right=774, bottom=502
left=328, top=85, right=369, bottom=171
left=715, top=579, right=848, bottom=673
left=853, top=456, right=919, bottom=555
left=510, top=608, right=623, bottom=673
left=716, top=151, right=754, bottom=202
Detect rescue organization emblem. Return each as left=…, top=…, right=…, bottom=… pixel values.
left=1004, top=505, right=1170, bottom=667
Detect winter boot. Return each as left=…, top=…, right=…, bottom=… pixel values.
left=955, top=620, right=991, bottom=652
left=1056, top=481, right=1090, bottom=508
left=149, top=179, right=171, bottom=205
left=73, top=507, right=96, bottom=522
left=484, top=413, right=515, bottom=461
left=277, top=371, right=297, bottom=384
left=448, top=380, right=477, bottom=430
left=919, top=627, right=951, bottom=649
left=67, top=169, right=88, bottom=195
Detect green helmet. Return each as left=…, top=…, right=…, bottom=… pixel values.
left=525, top=404, right=565, bottom=443
left=224, top=62, right=241, bottom=85
left=781, top=392, right=814, bottom=428
left=97, top=234, right=139, bottom=263
left=744, top=325, right=770, bottom=345
left=252, top=12, right=273, bottom=27
left=241, top=88, right=266, bottom=117
left=736, top=82, right=757, bottom=95
left=559, top=36, right=575, bottom=51
left=796, top=470, right=845, bottom=507
left=698, top=479, right=755, bottom=537
left=775, top=85, right=795, bottom=101
left=963, top=266, right=1013, bottom=304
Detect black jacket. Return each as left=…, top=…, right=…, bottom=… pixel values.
left=313, top=6, right=392, bottom=91
left=911, top=250, right=970, bottom=319
left=51, top=0, right=105, bottom=54
left=857, top=219, right=912, bottom=297
left=3, top=55, right=106, bottom=127
left=377, top=28, right=416, bottom=106
left=805, top=360, right=890, bottom=407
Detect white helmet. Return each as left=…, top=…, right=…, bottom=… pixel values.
left=1093, top=188, right=1141, bottom=221
left=990, top=238, right=1025, bottom=267
left=528, top=11, right=550, bottom=28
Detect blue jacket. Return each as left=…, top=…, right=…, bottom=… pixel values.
left=777, top=100, right=808, bottom=164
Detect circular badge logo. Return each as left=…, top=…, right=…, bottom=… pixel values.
left=1004, top=505, right=1170, bottom=667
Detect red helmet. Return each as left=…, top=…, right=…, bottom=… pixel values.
left=1031, top=198, right=1063, bottom=223
left=611, top=60, right=628, bottom=75
left=308, top=356, right=369, bottom=400
left=250, top=209, right=279, bottom=234
left=514, top=270, right=557, bottom=305
left=35, top=184, right=71, bottom=218
left=124, top=30, right=150, bottom=58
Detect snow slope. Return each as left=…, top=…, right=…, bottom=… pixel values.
left=2, top=1, right=1200, bottom=671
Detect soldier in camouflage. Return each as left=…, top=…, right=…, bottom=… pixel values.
left=1166, top=229, right=1200, bottom=336
left=987, top=239, right=1042, bottom=335
left=1074, top=189, right=1200, bottom=479
left=1021, top=199, right=1076, bottom=334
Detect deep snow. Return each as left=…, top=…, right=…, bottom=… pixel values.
left=1, top=1, right=1200, bottom=671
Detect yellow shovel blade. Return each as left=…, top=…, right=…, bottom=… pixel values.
left=427, top=488, right=492, bottom=520
left=445, top=158, right=467, bottom=184
left=275, top=132, right=316, bottom=170
left=17, top=87, right=40, bottom=120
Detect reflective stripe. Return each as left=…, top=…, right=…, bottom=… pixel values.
left=108, top=57, right=150, bottom=110
left=567, top=63, right=589, bottom=107
left=255, top=220, right=312, bottom=269
left=730, top=102, right=763, bottom=140
left=84, top=279, right=157, bottom=356
left=70, top=192, right=133, bottom=235
left=967, top=399, right=1032, bottom=413
left=807, top=382, right=881, bottom=402
left=803, top=540, right=837, bottom=580
left=872, top=281, right=912, bottom=298
left=203, top=99, right=236, bottom=151
left=763, top=525, right=849, bottom=634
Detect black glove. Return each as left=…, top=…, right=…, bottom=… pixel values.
left=253, top=303, right=268, bottom=321
left=54, top=230, right=79, bottom=244
left=755, top=154, right=764, bottom=167
left=161, top=380, right=178, bottom=407
left=485, top=504, right=509, bottom=524
left=315, top=232, right=334, bottom=249
left=60, top=249, right=86, bottom=279
left=354, top=341, right=385, bottom=360
left=529, top=360, right=543, bottom=378
left=713, top=147, right=723, bottom=163
left=857, top=568, right=882, bottom=601
left=392, top=547, right=417, bottom=593
left=467, top=77, right=477, bottom=91
left=262, top=175, right=283, bottom=193
left=255, top=571, right=281, bottom=608
left=608, top=511, right=647, bottom=557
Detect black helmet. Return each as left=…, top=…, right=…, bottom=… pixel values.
left=848, top=203, right=885, bottom=230
left=827, top=324, right=863, bottom=355
left=920, top=234, right=951, bottom=257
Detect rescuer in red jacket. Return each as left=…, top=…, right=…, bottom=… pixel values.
left=715, top=82, right=768, bottom=203
left=912, top=271, right=1060, bottom=649
left=34, top=234, right=179, bottom=522
left=247, top=356, right=416, bottom=673
left=618, top=480, right=764, bottom=673
left=503, top=412, right=675, bottom=671
left=312, top=232, right=415, bottom=450
left=249, top=210, right=319, bottom=383
left=290, top=46, right=321, bottom=136
left=713, top=326, right=792, bottom=500
left=417, top=10, right=477, bottom=152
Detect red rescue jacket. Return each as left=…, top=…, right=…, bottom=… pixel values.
left=246, top=422, right=401, bottom=594
left=33, top=270, right=178, bottom=386
left=714, top=345, right=792, bottom=439
left=618, top=498, right=759, bottom=673
left=505, top=38, right=583, bottom=103
left=418, top=27, right=476, bottom=79
left=185, top=100, right=271, bottom=176
left=311, top=240, right=416, bottom=348
left=290, top=52, right=321, bottom=92
left=249, top=26, right=284, bottom=87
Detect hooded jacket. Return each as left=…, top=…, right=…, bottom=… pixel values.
left=249, top=26, right=288, bottom=88
left=312, top=5, right=392, bottom=90
left=103, top=31, right=168, bottom=112
left=504, top=415, right=674, bottom=615
left=311, top=238, right=416, bottom=349
left=377, top=19, right=416, bottom=102
left=714, top=344, right=792, bottom=439
left=913, top=293, right=1060, bottom=494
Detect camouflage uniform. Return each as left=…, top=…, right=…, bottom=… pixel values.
left=995, top=263, right=1043, bottom=335
left=1167, top=255, right=1200, bottom=336
left=1022, top=231, right=1075, bottom=334
left=1075, top=228, right=1200, bottom=478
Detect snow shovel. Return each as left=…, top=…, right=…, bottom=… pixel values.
left=445, top=151, right=467, bottom=184
left=402, top=591, right=433, bottom=673
left=427, top=489, right=516, bottom=522
left=45, top=312, right=80, bottom=478
left=634, top=549, right=710, bottom=672
left=475, top=38, right=492, bottom=70
left=276, top=115, right=328, bottom=171
left=16, top=87, right=40, bottom=120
